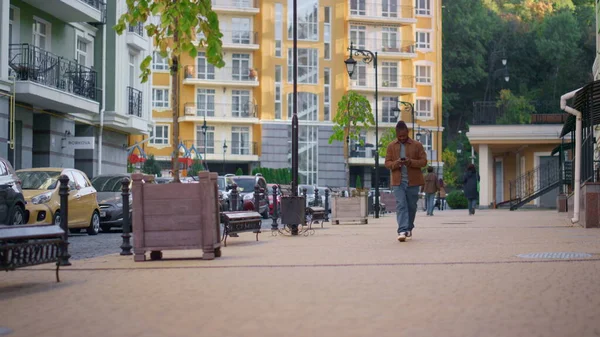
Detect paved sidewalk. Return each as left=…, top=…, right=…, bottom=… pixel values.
left=1, top=209, right=600, bottom=337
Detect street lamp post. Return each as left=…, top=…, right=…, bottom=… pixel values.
left=345, top=42, right=381, bottom=218
left=392, top=100, right=415, bottom=138
left=201, top=116, right=208, bottom=171
left=222, top=140, right=227, bottom=174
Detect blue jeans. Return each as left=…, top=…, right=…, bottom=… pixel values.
left=425, top=193, right=436, bottom=215
left=392, top=181, right=420, bottom=234
left=468, top=199, right=477, bottom=214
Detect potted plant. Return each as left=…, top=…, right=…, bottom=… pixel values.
left=328, top=91, right=374, bottom=225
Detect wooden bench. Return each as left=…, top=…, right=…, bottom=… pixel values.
left=221, top=211, right=262, bottom=247
left=0, top=224, right=66, bottom=282
left=306, top=206, right=327, bottom=229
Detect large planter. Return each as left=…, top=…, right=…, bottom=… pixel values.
left=331, top=195, right=368, bottom=225
left=131, top=171, right=221, bottom=261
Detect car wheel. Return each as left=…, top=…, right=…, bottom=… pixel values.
left=8, top=205, right=25, bottom=225
left=86, top=211, right=100, bottom=235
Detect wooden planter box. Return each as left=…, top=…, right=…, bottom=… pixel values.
left=131, top=172, right=221, bottom=261
left=331, top=195, right=368, bottom=225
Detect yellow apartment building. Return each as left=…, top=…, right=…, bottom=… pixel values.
left=131, top=0, right=443, bottom=187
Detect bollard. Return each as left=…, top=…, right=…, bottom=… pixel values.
left=324, top=188, right=330, bottom=221
left=120, top=178, right=133, bottom=255
left=302, top=187, right=308, bottom=206
left=314, top=187, right=320, bottom=207
left=271, top=185, right=279, bottom=230
left=230, top=184, right=239, bottom=211
left=57, top=175, right=71, bottom=266
left=254, top=184, right=261, bottom=214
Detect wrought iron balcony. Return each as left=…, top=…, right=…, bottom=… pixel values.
left=198, top=30, right=258, bottom=46
left=183, top=65, right=259, bottom=84
left=9, top=43, right=98, bottom=101
left=127, top=87, right=143, bottom=117
left=350, top=40, right=416, bottom=56
left=472, top=100, right=569, bottom=125
left=184, top=102, right=256, bottom=118
left=350, top=70, right=415, bottom=92
left=349, top=2, right=415, bottom=20
left=128, top=23, right=144, bottom=36
left=211, top=0, right=258, bottom=10
left=182, top=140, right=257, bottom=156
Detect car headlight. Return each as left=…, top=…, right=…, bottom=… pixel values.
left=31, top=192, right=52, bottom=205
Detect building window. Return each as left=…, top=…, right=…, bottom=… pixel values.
left=232, top=53, right=251, bottom=81
left=416, top=65, right=432, bottom=84
left=351, top=64, right=367, bottom=86
left=275, top=65, right=282, bottom=119
left=287, top=48, right=318, bottom=84
left=129, top=53, right=136, bottom=88
left=416, top=99, right=432, bottom=118
left=232, top=90, right=251, bottom=117
left=382, top=0, right=398, bottom=17
left=350, top=25, right=366, bottom=49
left=275, top=3, right=283, bottom=57
left=196, top=52, right=215, bottom=79
left=288, top=125, right=318, bottom=185
left=382, top=62, right=398, bottom=87
left=287, top=92, right=318, bottom=120
left=416, top=0, right=431, bottom=15
left=382, top=27, right=398, bottom=50
left=350, top=0, right=366, bottom=15
left=287, top=0, right=318, bottom=41
left=416, top=31, right=431, bottom=50
left=324, top=7, right=331, bottom=60
left=419, top=131, right=432, bottom=151
left=196, top=125, right=215, bottom=154
left=231, top=127, right=251, bottom=155
left=324, top=68, right=331, bottom=121
left=382, top=97, right=398, bottom=123
left=196, top=89, right=215, bottom=117
left=152, top=51, right=169, bottom=71
left=150, top=125, right=169, bottom=145
left=76, top=37, right=88, bottom=66
left=32, top=17, right=50, bottom=50
left=9, top=6, right=20, bottom=45
left=152, top=88, right=169, bottom=108
left=231, top=17, right=252, bottom=44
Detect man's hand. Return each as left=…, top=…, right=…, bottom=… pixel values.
left=404, top=158, right=412, bottom=167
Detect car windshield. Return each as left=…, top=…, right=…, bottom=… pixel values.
left=92, top=176, right=127, bottom=192
left=217, top=178, right=226, bottom=190
left=17, top=171, right=61, bottom=190
left=300, top=185, right=315, bottom=195
left=231, top=178, right=255, bottom=192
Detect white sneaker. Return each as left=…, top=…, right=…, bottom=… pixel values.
left=397, top=232, right=407, bottom=242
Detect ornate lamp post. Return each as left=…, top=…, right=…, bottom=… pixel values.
left=392, top=100, right=415, bottom=138
left=201, top=116, right=208, bottom=171
left=222, top=140, right=227, bottom=174
left=345, top=42, right=381, bottom=218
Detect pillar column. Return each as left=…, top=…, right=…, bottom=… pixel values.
left=478, top=144, right=494, bottom=208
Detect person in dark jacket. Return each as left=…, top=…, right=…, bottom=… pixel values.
left=463, top=164, right=480, bottom=215
left=422, top=166, right=439, bottom=216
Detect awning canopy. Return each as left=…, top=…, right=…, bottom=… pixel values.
left=560, top=79, right=600, bottom=137
left=550, top=142, right=574, bottom=156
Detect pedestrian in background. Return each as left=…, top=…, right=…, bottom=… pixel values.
left=463, top=164, right=480, bottom=215
left=385, top=121, right=428, bottom=242
left=437, top=178, right=447, bottom=210
left=422, top=166, right=439, bottom=216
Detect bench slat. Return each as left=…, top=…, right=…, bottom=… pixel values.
left=0, top=225, right=64, bottom=241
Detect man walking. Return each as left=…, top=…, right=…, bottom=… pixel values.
left=422, top=166, right=439, bottom=216
left=385, top=121, right=428, bottom=242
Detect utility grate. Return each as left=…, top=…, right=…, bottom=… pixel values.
left=517, top=252, right=592, bottom=259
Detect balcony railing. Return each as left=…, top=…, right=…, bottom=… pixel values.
left=78, top=0, right=107, bottom=23
left=184, top=65, right=258, bottom=83
left=350, top=146, right=436, bottom=160
left=349, top=2, right=415, bottom=20
left=127, top=86, right=142, bottom=117
left=198, top=30, right=258, bottom=46
left=472, top=100, right=569, bottom=125
left=184, top=102, right=256, bottom=118
left=128, top=22, right=144, bottom=36
left=350, top=71, right=415, bottom=90
left=211, top=0, right=258, bottom=10
left=8, top=43, right=98, bottom=101
left=351, top=40, right=415, bottom=54
left=183, top=140, right=257, bottom=156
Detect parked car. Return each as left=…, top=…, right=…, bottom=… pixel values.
left=17, top=168, right=101, bottom=235
left=90, top=174, right=153, bottom=232
left=0, top=157, right=26, bottom=225
left=227, top=174, right=270, bottom=218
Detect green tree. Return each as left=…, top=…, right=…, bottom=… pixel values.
left=378, top=128, right=397, bottom=158
left=495, top=89, right=535, bottom=124
left=442, top=149, right=458, bottom=187
left=142, top=155, right=162, bottom=177
left=355, top=176, right=362, bottom=189
left=328, top=91, right=374, bottom=194
left=187, top=158, right=204, bottom=178
left=115, top=1, right=224, bottom=183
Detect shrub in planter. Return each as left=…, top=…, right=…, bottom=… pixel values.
left=446, top=190, right=468, bottom=209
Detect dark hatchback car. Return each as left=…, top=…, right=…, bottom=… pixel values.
left=0, top=157, right=26, bottom=225
left=91, top=174, right=139, bottom=232
left=226, top=175, right=270, bottom=218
